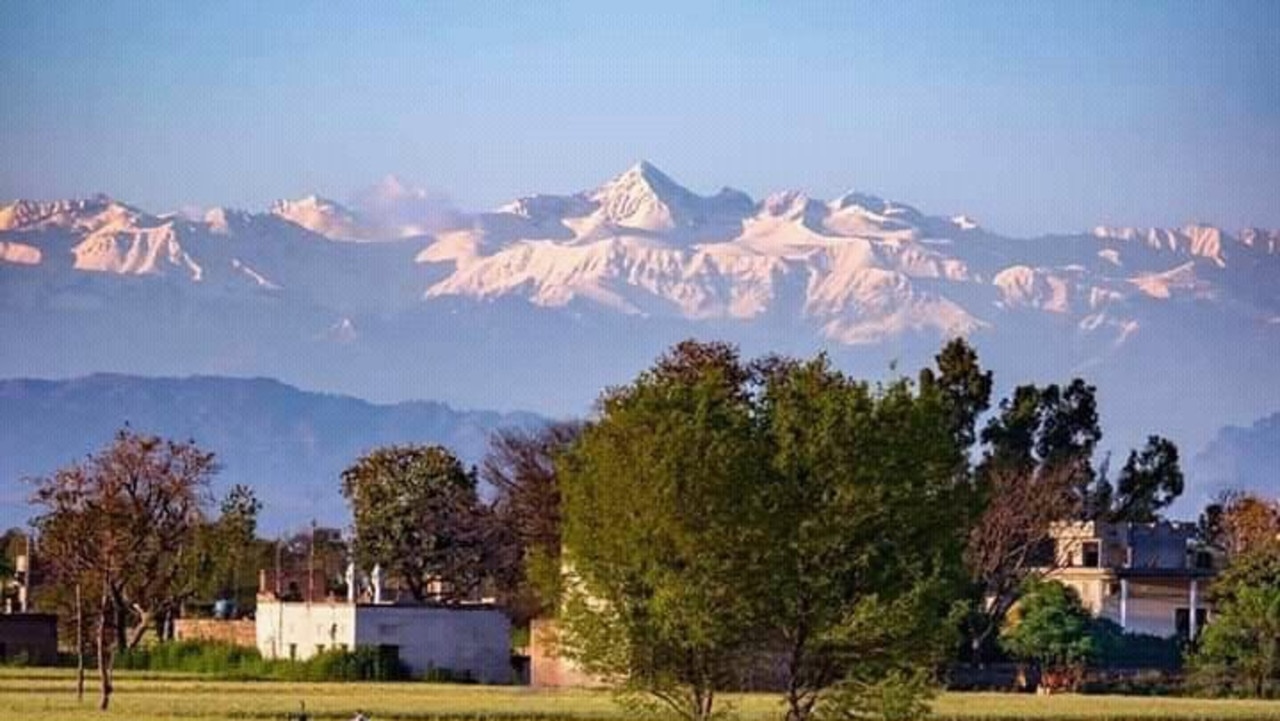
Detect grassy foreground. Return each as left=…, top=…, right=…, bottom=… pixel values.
left=3, top=669, right=1280, bottom=721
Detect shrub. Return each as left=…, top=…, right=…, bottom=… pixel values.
left=116, top=641, right=410, bottom=681
left=1000, top=580, right=1095, bottom=692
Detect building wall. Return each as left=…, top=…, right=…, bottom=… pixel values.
left=353, top=605, right=511, bottom=684
left=0, top=614, right=58, bottom=665
left=174, top=619, right=257, bottom=648
left=529, top=618, right=602, bottom=688
left=256, top=600, right=357, bottom=661
left=1052, top=571, right=1112, bottom=615
left=255, top=600, right=511, bottom=683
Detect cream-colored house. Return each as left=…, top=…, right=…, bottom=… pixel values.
left=1044, top=521, right=1214, bottom=639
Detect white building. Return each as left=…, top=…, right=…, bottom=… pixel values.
left=256, top=598, right=512, bottom=683
left=1045, top=520, right=1215, bottom=638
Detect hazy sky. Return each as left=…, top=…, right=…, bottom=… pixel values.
left=2, top=0, right=1277, bottom=236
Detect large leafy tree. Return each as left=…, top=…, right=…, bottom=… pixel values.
left=966, top=378, right=1100, bottom=661
left=185, top=484, right=263, bottom=610
left=30, top=429, right=216, bottom=710
left=558, top=340, right=768, bottom=721
left=341, top=444, right=492, bottom=603
left=759, top=356, right=969, bottom=721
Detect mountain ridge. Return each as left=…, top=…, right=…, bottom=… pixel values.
left=0, top=373, right=545, bottom=531
left=2, top=161, right=1278, bottom=501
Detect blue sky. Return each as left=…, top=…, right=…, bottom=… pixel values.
left=2, top=0, right=1277, bottom=236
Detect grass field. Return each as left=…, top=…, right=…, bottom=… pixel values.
left=2, top=669, right=1279, bottom=721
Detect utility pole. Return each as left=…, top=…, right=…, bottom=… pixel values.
left=75, top=582, right=84, bottom=702
left=274, top=536, right=282, bottom=597
left=308, top=520, right=317, bottom=604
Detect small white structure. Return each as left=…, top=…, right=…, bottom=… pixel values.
left=256, top=599, right=512, bottom=683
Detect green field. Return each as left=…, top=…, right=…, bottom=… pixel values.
left=2, top=669, right=1279, bottom=721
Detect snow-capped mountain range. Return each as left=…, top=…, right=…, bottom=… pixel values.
left=2, top=162, right=1278, bottom=508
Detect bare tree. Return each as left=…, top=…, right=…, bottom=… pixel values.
left=483, top=422, right=581, bottom=622
left=964, top=464, right=1078, bottom=663
left=30, top=429, right=215, bottom=709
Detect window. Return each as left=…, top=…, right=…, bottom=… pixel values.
left=316, top=644, right=325, bottom=654
left=288, top=643, right=297, bottom=660
left=1082, top=541, right=1101, bottom=568
left=1194, top=551, right=1214, bottom=570
left=1028, top=538, right=1056, bottom=567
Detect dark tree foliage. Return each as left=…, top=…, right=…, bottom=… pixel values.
left=981, top=380, right=1100, bottom=482
left=919, top=337, right=993, bottom=451
left=1105, top=435, right=1184, bottom=523
left=1190, top=545, right=1280, bottom=697
left=483, top=421, right=581, bottom=623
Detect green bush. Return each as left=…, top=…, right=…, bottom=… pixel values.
left=116, top=640, right=410, bottom=681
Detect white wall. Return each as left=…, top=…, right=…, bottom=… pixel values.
left=256, top=601, right=357, bottom=660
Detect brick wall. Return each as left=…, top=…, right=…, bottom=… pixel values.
left=174, top=618, right=257, bottom=647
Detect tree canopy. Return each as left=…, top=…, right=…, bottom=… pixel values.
left=341, top=444, right=493, bottom=603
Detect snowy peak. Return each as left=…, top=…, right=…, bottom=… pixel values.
left=270, top=195, right=366, bottom=241
left=0, top=195, right=136, bottom=232
left=585, top=161, right=752, bottom=234
left=588, top=161, right=701, bottom=231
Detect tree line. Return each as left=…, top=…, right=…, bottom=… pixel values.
left=8, top=338, right=1279, bottom=715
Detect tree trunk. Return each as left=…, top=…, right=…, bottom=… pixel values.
left=75, top=583, right=84, bottom=703
left=113, top=602, right=129, bottom=654
left=96, top=589, right=113, bottom=711
left=128, top=608, right=153, bottom=649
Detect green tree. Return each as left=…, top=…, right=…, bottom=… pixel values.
left=185, top=484, right=264, bottom=610
left=1000, top=580, right=1096, bottom=692
left=341, top=444, right=490, bottom=603
left=1189, top=548, right=1280, bottom=698
left=558, top=340, right=767, bottom=721
left=918, top=337, right=993, bottom=452
left=759, top=356, right=968, bottom=721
